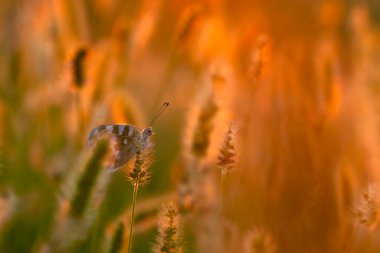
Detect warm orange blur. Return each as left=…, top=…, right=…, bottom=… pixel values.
left=1, top=0, right=380, bottom=253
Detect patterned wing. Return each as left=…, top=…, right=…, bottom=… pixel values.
left=111, top=144, right=140, bottom=171
left=88, top=124, right=141, bottom=170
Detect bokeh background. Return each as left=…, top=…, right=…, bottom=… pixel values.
left=1, top=0, right=380, bottom=252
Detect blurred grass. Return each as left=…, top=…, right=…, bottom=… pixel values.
left=1, top=0, right=380, bottom=253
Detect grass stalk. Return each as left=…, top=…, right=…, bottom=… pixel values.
left=69, top=140, right=108, bottom=218
left=221, top=167, right=227, bottom=194
left=128, top=181, right=139, bottom=253
left=344, top=223, right=356, bottom=253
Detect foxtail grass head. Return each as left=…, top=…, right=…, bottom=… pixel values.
left=71, top=47, right=88, bottom=89
left=153, top=203, right=183, bottom=253
left=353, top=183, right=379, bottom=229
left=125, top=139, right=154, bottom=186
left=217, top=125, right=236, bottom=176
left=191, top=96, right=218, bottom=158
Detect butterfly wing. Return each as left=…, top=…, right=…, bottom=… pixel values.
left=112, top=145, right=139, bottom=171
left=88, top=124, right=141, bottom=170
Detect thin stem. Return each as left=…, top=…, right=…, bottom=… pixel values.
left=221, top=168, right=226, bottom=194
left=75, top=93, right=83, bottom=138
left=344, top=222, right=357, bottom=253
left=241, top=79, right=257, bottom=170
left=128, top=182, right=139, bottom=253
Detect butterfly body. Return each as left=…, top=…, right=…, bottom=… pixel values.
left=88, top=124, right=153, bottom=171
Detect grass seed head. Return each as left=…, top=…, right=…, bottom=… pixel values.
left=153, top=203, right=183, bottom=253
left=126, top=140, right=154, bottom=186
left=191, top=96, right=218, bottom=158
left=353, top=183, right=379, bottom=229
left=217, top=125, right=236, bottom=174
left=71, top=47, right=88, bottom=89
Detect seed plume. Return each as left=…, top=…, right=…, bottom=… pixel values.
left=72, top=47, right=88, bottom=88
left=125, top=140, right=154, bottom=186
left=353, top=183, right=378, bottom=228
left=217, top=125, right=236, bottom=177
left=152, top=203, right=183, bottom=253
left=191, top=96, right=218, bottom=158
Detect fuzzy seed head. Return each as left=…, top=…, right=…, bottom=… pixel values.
left=191, top=97, right=218, bottom=158
left=353, top=184, right=379, bottom=228
left=217, top=125, right=235, bottom=173
left=126, top=139, right=154, bottom=186
left=153, top=203, right=183, bottom=253
left=249, top=35, right=268, bottom=81
left=175, top=4, right=204, bottom=46
left=72, top=47, right=88, bottom=88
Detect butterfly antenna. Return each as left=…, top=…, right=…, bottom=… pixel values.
left=149, top=102, right=170, bottom=126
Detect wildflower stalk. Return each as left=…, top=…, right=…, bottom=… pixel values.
left=128, top=181, right=139, bottom=253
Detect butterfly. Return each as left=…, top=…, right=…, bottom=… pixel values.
left=88, top=125, right=153, bottom=171
left=87, top=102, right=169, bottom=171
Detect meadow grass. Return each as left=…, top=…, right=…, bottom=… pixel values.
left=1, top=1, right=380, bottom=253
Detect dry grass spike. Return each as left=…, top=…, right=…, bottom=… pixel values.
left=353, top=183, right=379, bottom=229
left=152, top=202, right=183, bottom=253
left=191, top=95, right=218, bottom=158
left=125, top=139, right=155, bottom=186
left=125, top=138, right=155, bottom=253
left=217, top=124, right=236, bottom=179
left=71, top=47, right=88, bottom=88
